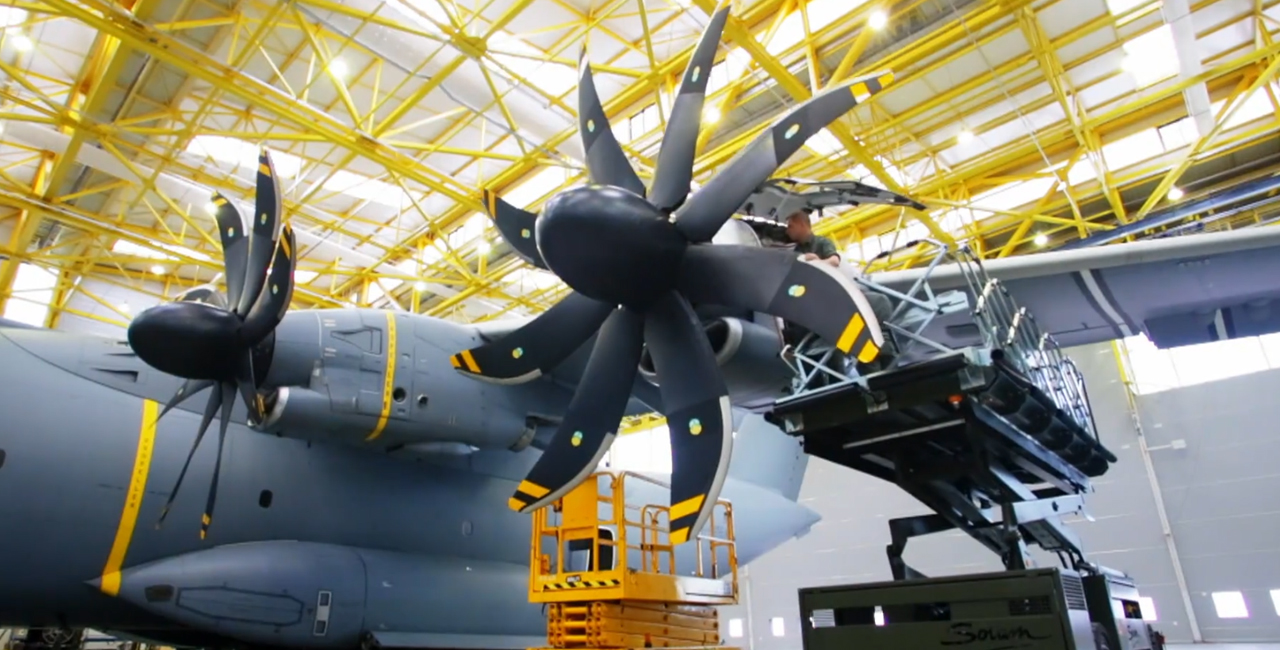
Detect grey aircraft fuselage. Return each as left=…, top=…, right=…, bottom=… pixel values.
left=0, top=309, right=816, bottom=650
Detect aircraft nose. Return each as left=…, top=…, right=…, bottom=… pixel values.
left=127, top=302, right=240, bottom=380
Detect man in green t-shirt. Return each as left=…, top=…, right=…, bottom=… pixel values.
left=780, top=209, right=898, bottom=377
left=785, top=209, right=841, bottom=267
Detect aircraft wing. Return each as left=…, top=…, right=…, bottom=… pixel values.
left=871, top=226, right=1280, bottom=350
left=0, top=317, right=38, bottom=329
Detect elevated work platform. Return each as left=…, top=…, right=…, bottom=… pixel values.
left=527, top=471, right=739, bottom=650
left=765, top=240, right=1120, bottom=580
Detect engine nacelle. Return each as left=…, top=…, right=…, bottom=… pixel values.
left=253, top=309, right=564, bottom=453
left=638, top=316, right=791, bottom=409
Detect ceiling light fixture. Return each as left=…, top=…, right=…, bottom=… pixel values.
left=868, top=9, right=889, bottom=30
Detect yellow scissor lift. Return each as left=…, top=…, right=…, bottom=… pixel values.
left=528, top=471, right=739, bottom=650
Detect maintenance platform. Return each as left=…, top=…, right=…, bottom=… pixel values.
left=526, top=471, right=739, bottom=650
left=763, top=238, right=1164, bottom=650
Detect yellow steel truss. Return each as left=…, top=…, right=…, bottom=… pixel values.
left=0, top=0, right=1276, bottom=333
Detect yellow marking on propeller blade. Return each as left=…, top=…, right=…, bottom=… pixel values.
left=836, top=312, right=865, bottom=353
left=858, top=339, right=880, bottom=364
left=259, top=163, right=270, bottom=175
left=202, top=514, right=211, bottom=525
left=450, top=354, right=462, bottom=368
left=670, top=494, right=705, bottom=521
left=279, top=231, right=292, bottom=259
left=364, top=312, right=398, bottom=442
left=518, top=480, right=550, bottom=498
left=485, top=190, right=497, bottom=216
left=100, top=399, right=159, bottom=597
left=460, top=349, right=480, bottom=373
left=508, top=497, right=529, bottom=511
left=212, top=197, right=227, bottom=206
left=669, top=527, right=691, bottom=545
left=850, top=81, right=872, bottom=103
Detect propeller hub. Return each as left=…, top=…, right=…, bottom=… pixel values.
left=127, top=302, right=242, bottom=380
left=536, top=185, right=687, bottom=307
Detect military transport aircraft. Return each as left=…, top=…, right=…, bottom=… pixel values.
left=5, top=4, right=1280, bottom=650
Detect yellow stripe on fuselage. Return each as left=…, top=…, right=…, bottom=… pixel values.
left=100, top=399, right=159, bottom=596
left=364, top=312, right=398, bottom=442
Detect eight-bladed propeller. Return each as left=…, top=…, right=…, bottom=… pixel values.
left=126, top=149, right=297, bottom=539
left=456, top=3, right=893, bottom=545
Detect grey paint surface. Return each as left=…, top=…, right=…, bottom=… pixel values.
left=726, top=343, right=1207, bottom=650
left=0, top=320, right=818, bottom=649
left=1136, top=367, right=1280, bottom=643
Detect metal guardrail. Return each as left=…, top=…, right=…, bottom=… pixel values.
left=783, top=238, right=1100, bottom=444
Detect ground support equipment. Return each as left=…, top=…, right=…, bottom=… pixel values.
left=797, top=567, right=1162, bottom=650
left=764, top=240, right=1162, bottom=650
left=526, top=471, right=739, bottom=650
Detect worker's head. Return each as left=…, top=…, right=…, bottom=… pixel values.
left=785, top=209, right=813, bottom=242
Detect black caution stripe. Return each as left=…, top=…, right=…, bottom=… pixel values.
left=542, top=578, right=622, bottom=590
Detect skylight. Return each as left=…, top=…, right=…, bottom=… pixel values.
left=970, top=177, right=1057, bottom=214
left=1104, top=0, right=1152, bottom=17
left=805, top=0, right=866, bottom=32
left=111, top=239, right=215, bottom=264
left=504, top=267, right=562, bottom=294
left=1120, top=25, right=1179, bottom=88
left=185, top=135, right=303, bottom=179
left=0, top=6, right=27, bottom=27
left=2, top=263, right=55, bottom=327
left=384, top=0, right=447, bottom=34
left=488, top=33, right=578, bottom=97
left=503, top=166, right=573, bottom=208
left=322, top=169, right=412, bottom=207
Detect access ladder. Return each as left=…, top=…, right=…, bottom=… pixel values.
left=527, top=471, right=739, bottom=650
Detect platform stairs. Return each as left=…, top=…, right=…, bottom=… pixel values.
left=768, top=239, right=1120, bottom=579
left=527, top=471, right=739, bottom=650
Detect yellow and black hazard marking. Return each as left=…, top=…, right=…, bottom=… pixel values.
left=542, top=578, right=622, bottom=590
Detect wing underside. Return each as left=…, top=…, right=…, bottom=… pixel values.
left=873, top=227, right=1280, bottom=350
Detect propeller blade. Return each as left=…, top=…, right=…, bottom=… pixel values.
left=240, top=223, right=296, bottom=345
left=156, top=383, right=223, bottom=528
left=451, top=291, right=614, bottom=385
left=235, top=149, right=284, bottom=316
left=577, top=51, right=646, bottom=198
left=677, top=244, right=884, bottom=362
left=210, top=193, right=248, bottom=310
left=672, top=71, right=895, bottom=242
left=157, top=378, right=215, bottom=421
left=200, top=382, right=236, bottom=540
left=648, top=1, right=731, bottom=211
left=642, top=291, right=732, bottom=545
left=482, top=189, right=547, bottom=269
left=508, top=307, right=645, bottom=512
left=235, top=354, right=263, bottom=424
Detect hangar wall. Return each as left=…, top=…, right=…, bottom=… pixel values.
left=1136, top=366, right=1280, bottom=642
left=724, top=341, right=1280, bottom=648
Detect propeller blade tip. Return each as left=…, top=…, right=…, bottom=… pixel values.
left=669, top=527, right=691, bottom=545
left=856, top=340, right=881, bottom=364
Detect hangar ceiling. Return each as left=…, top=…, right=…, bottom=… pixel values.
left=0, top=0, right=1278, bottom=335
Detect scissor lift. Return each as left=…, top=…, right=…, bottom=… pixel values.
left=766, top=239, right=1121, bottom=580
left=527, top=471, right=739, bottom=650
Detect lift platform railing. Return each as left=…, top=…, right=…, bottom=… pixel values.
left=527, top=470, right=739, bottom=607
left=785, top=238, right=1100, bottom=446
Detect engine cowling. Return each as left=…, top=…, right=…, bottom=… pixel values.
left=638, top=316, right=790, bottom=410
